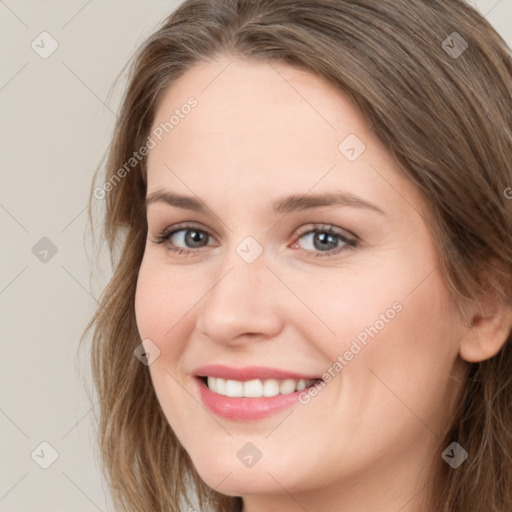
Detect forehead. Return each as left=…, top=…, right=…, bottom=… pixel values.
left=145, top=57, right=426, bottom=220
left=148, top=56, right=370, bottom=162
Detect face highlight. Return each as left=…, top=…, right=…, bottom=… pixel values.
left=134, top=57, right=470, bottom=511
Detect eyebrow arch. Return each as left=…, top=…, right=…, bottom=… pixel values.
left=145, top=190, right=386, bottom=216
left=273, top=192, right=385, bottom=215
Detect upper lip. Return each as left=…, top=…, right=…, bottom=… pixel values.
left=194, top=364, right=322, bottom=382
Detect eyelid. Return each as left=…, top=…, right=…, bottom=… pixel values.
left=152, top=221, right=219, bottom=245
left=151, top=221, right=358, bottom=258
left=294, top=222, right=356, bottom=240
left=152, top=220, right=355, bottom=239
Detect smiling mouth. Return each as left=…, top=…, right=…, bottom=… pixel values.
left=201, top=376, right=322, bottom=398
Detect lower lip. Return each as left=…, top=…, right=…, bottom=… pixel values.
left=196, top=378, right=309, bottom=421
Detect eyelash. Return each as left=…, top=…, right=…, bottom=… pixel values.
left=151, top=222, right=358, bottom=258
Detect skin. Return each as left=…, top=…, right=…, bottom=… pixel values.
left=134, top=56, right=479, bottom=512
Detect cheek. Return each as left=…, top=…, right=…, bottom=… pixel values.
left=134, top=261, right=203, bottom=435
left=134, top=259, right=190, bottom=356
left=337, top=271, right=462, bottom=436
left=305, top=248, right=462, bottom=417
left=134, top=264, right=163, bottom=341
left=286, top=255, right=410, bottom=365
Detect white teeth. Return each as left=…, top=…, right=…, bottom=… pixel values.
left=225, top=379, right=243, bottom=397
left=279, top=378, right=297, bottom=395
left=206, top=377, right=317, bottom=397
left=262, top=379, right=280, bottom=397
left=243, top=379, right=263, bottom=397
left=215, top=377, right=226, bottom=395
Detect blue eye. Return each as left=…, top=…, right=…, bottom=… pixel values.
left=293, top=225, right=357, bottom=257
left=153, top=224, right=213, bottom=254
left=152, top=222, right=358, bottom=258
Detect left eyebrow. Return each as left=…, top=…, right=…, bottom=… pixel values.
left=272, top=191, right=386, bottom=216
left=145, top=189, right=386, bottom=216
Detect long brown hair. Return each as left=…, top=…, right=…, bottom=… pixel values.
left=82, top=1, right=512, bottom=510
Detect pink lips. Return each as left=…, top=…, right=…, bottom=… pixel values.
left=194, top=364, right=322, bottom=421
left=194, top=364, right=321, bottom=382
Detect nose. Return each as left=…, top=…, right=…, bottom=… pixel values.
left=195, top=250, right=285, bottom=347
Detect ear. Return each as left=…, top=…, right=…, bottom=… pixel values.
left=459, top=258, right=512, bottom=363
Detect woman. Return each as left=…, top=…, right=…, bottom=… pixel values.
left=83, top=0, right=512, bottom=510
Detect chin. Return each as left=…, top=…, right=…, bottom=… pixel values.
left=188, top=452, right=294, bottom=496
left=198, top=468, right=286, bottom=496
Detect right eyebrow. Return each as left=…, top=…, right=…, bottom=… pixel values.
left=145, top=190, right=206, bottom=212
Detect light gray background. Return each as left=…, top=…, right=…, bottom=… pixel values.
left=0, top=1, right=511, bottom=511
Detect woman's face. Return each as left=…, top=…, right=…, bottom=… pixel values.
left=135, top=57, right=470, bottom=508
